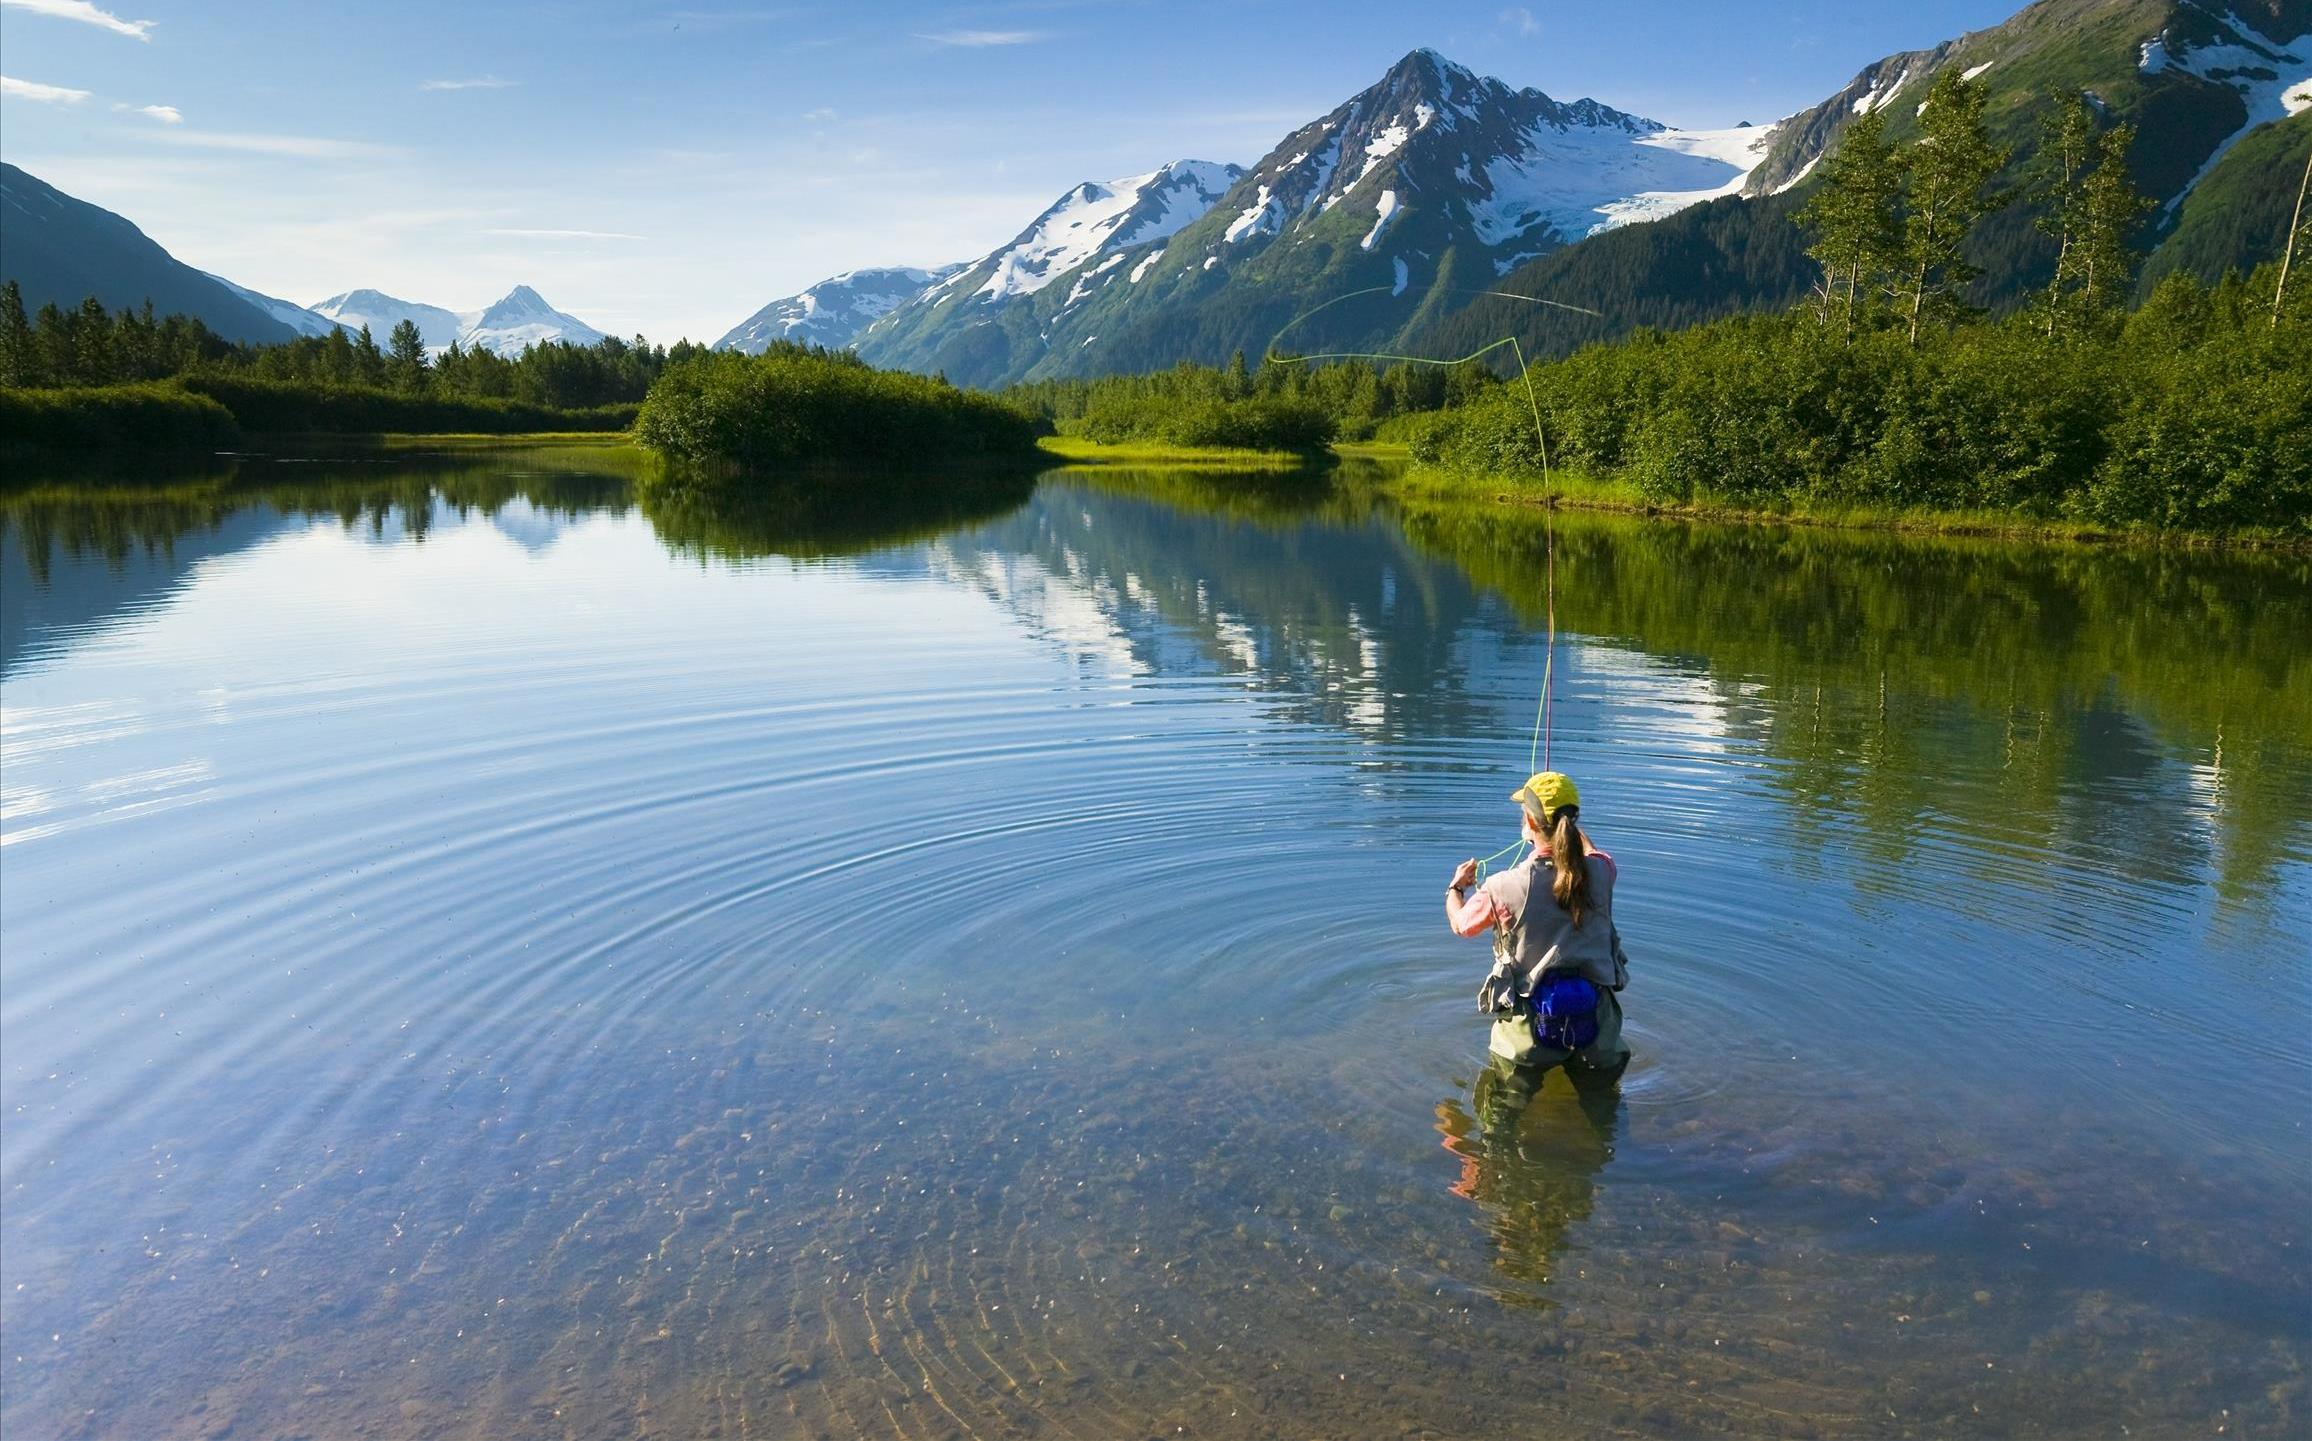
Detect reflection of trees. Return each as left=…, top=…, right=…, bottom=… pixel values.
left=1, top=452, right=640, bottom=580
left=634, top=466, right=1036, bottom=562
left=1434, top=1061, right=1622, bottom=1303
left=0, top=449, right=640, bottom=676
left=1396, top=498, right=2312, bottom=903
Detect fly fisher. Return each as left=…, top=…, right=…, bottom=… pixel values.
left=1444, top=771, right=1631, bottom=1071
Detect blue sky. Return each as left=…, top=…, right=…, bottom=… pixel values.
left=1, top=0, right=2028, bottom=342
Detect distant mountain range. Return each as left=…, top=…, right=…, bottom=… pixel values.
left=311, top=285, right=608, bottom=355
left=0, top=162, right=611, bottom=356
left=4, top=0, right=2306, bottom=383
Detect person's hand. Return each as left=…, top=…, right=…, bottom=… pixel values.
left=1450, top=859, right=1478, bottom=890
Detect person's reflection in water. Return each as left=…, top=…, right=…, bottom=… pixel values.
left=1435, top=1057, right=1624, bottom=1300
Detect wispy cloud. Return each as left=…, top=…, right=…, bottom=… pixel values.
left=915, top=28, right=1046, bottom=47
left=145, top=129, right=400, bottom=159
left=485, top=227, right=648, bottom=241
left=118, top=101, right=182, bottom=123
left=1, top=74, right=92, bottom=103
left=1, top=0, right=152, bottom=40
left=802, top=106, right=837, bottom=124
left=1498, top=6, right=1540, bottom=39
left=420, top=76, right=515, bottom=91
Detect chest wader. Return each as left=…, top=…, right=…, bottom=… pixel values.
left=1478, top=886, right=1603, bottom=1068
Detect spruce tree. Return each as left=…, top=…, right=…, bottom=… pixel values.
left=1798, top=109, right=1903, bottom=337
left=386, top=319, right=428, bottom=392
left=1895, top=70, right=2011, bottom=345
left=354, top=325, right=386, bottom=387
left=0, top=281, right=35, bottom=387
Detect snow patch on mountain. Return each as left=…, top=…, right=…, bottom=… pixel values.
left=1853, top=68, right=1915, bottom=115
left=716, top=265, right=960, bottom=352
left=1226, top=185, right=1282, bottom=243
left=976, top=159, right=1241, bottom=300
left=2145, top=17, right=2312, bottom=212
left=1468, top=120, right=1778, bottom=247
left=1361, top=189, right=1400, bottom=251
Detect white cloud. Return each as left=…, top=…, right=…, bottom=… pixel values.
left=1499, top=6, right=1541, bottom=39
left=120, top=101, right=182, bottom=123
left=916, top=29, right=1046, bottom=47
left=0, top=0, right=151, bottom=40
left=145, top=129, right=400, bottom=159
left=1, top=74, right=91, bottom=103
left=420, top=76, right=515, bottom=91
left=802, top=106, right=837, bottom=124
left=485, top=228, right=647, bottom=241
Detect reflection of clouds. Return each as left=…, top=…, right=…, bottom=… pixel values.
left=3, top=757, right=217, bottom=848
left=1566, top=641, right=1734, bottom=758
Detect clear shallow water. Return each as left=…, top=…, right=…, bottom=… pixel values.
left=2, top=444, right=2307, bottom=1439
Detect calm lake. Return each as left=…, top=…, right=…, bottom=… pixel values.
left=2, top=441, right=2307, bottom=1440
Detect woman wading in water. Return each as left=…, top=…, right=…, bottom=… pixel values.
left=1444, top=771, right=1631, bottom=1071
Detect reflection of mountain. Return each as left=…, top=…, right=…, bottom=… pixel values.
left=487, top=498, right=579, bottom=556
left=917, top=474, right=1518, bottom=747
left=861, top=473, right=2309, bottom=903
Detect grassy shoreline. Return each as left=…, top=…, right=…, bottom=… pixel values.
left=1382, top=458, right=2312, bottom=551
left=1053, top=435, right=2308, bottom=550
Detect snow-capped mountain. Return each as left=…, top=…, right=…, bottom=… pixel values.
left=461, top=285, right=607, bottom=353
left=309, top=285, right=605, bottom=355
left=311, top=289, right=467, bottom=348
left=204, top=273, right=350, bottom=338
left=715, top=265, right=963, bottom=353
left=855, top=52, right=1783, bottom=386
left=853, top=159, right=1243, bottom=380
left=1201, top=49, right=1775, bottom=275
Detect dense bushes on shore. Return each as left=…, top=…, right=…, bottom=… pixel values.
left=1007, top=355, right=1478, bottom=450
left=634, top=349, right=1043, bottom=468
left=0, top=383, right=241, bottom=453
left=1403, top=271, right=2309, bottom=532
left=180, top=376, right=634, bottom=436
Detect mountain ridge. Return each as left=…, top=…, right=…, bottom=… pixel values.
left=311, top=285, right=608, bottom=355
left=845, top=48, right=1795, bottom=387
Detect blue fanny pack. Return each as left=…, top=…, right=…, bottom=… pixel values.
left=1531, top=974, right=1602, bottom=1051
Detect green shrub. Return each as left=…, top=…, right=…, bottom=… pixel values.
left=0, top=383, right=240, bottom=453
left=634, top=350, right=1044, bottom=468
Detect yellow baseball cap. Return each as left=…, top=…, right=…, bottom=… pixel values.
left=1511, top=771, right=1579, bottom=815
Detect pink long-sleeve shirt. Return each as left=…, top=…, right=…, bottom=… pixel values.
left=1446, top=848, right=1616, bottom=937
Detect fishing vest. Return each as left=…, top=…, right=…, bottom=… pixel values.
left=1483, top=850, right=1625, bottom=993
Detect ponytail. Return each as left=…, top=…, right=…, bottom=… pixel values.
left=1547, top=806, right=1592, bottom=928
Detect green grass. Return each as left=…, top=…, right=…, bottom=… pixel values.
left=1036, top=435, right=1317, bottom=469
